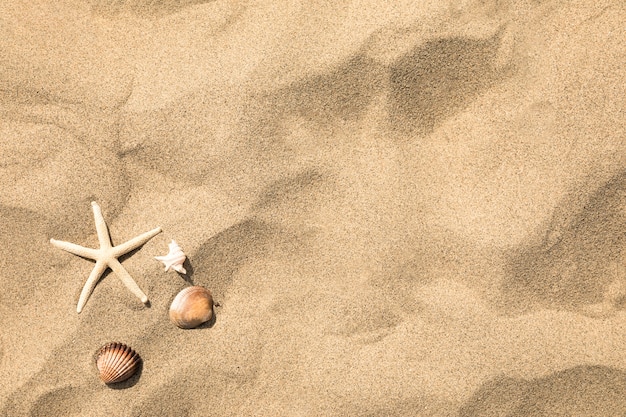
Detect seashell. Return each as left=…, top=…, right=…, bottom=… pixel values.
left=95, top=342, right=141, bottom=384
left=169, top=286, right=214, bottom=329
left=155, top=240, right=187, bottom=274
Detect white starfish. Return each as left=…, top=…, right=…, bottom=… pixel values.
left=50, top=201, right=162, bottom=313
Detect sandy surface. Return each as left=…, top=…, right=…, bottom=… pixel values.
left=1, top=0, right=625, bottom=415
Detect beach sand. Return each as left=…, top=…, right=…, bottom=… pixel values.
left=1, top=0, right=625, bottom=415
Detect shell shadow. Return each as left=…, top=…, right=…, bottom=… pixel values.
left=107, top=359, right=143, bottom=390
left=91, top=343, right=144, bottom=389
left=199, top=309, right=217, bottom=329
left=177, top=258, right=195, bottom=284
left=106, top=359, right=143, bottom=390
left=177, top=307, right=217, bottom=330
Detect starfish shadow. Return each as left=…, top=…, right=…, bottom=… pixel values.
left=117, top=244, right=145, bottom=263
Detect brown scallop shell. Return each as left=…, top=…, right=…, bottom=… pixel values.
left=96, top=342, right=141, bottom=384
left=169, top=286, right=214, bottom=329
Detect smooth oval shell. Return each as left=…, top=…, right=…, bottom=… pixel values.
left=96, top=342, right=141, bottom=384
left=169, top=286, right=214, bottom=329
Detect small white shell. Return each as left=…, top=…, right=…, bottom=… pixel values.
left=169, top=286, right=214, bottom=329
left=96, top=342, right=141, bottom=384
left=155, top=240, right=187, bottom=274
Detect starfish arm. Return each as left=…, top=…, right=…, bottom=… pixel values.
left=50, top=239, right=99, bottom=260
left=91, top=201, right=112, bottom=249
left=113, top=227, right=162, bottom=257
left=108, top=258, right=149, bottom=304
left=77, top=259, right=108, bottom=313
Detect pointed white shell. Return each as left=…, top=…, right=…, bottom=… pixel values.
left=96, top=342, right=141, bottom=384
left=155, top=240, right=187, bottom=274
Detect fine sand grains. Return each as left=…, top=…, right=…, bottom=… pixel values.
left=1, top=0, right=625, bottom=415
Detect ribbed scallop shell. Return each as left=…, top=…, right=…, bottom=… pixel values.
left=155, top=240, right=187, bottom=274
left=169, top=286, right=214, bottom=329
left=96, top=342, right=141, bottom=384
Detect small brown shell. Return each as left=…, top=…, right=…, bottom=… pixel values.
left=169, top=286, right=214, bottom=329
left=96, top=342, right=141, bottom=384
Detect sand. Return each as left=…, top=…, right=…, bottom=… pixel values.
left=1, top=0, right=625, bottom=415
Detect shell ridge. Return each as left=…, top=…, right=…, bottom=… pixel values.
left=108, top=346, right=127, bottom=380
left=101, top=343, right=119, bottom=380
left=113, top=346, right=136, bottom=381
left=155, top=240, right=187, bottom=274
left=113, top=351, right=139, bottom=381
left=96, top=342, right=140, bottom=384
left=107, top=344, right=127, bottom=379
left=107, top=346, right=132, bottom=383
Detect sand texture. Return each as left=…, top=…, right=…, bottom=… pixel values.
left=1, top=0, right=625, bottom=415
